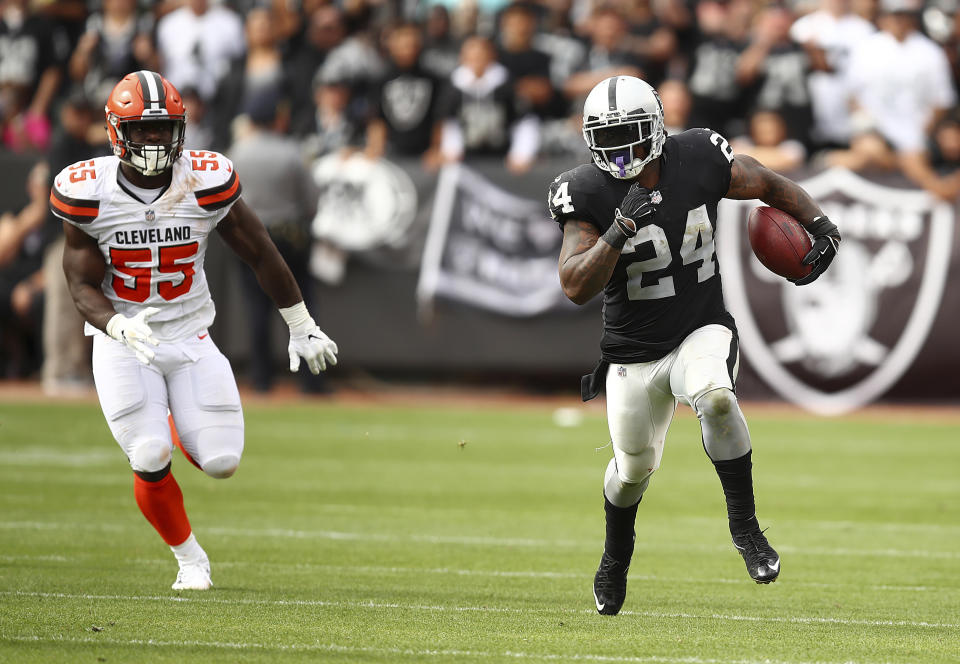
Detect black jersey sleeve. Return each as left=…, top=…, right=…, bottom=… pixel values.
left=546, top=164, right=612, bottom=232
left=676, top=128, right=734, bottom=203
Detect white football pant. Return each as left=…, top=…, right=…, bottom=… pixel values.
left=92, top=331, right=244, bottom=478
left=603, top=324, right=750, bottom=507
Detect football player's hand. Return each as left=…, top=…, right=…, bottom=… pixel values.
left=280, top=302, right=338, bottom=374
left=614, top=183, right=656, bottom=236
left=106, top=307, right=160, bottom=365
left=288, top=324, right=338, bottom=374
left=793, top=216, right=841, bottom=286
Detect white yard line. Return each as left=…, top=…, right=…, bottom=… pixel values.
left=0, top=634, right=916, bottom=664
left=1, top=555, right=950, bottom=594
left=2, top=591, right=956, bottom=630
left=2, top=520, right=958, bottom=560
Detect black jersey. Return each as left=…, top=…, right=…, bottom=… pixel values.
left=548, top=128, right=736, bottom=364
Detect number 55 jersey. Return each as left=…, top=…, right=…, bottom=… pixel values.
left=50, top=151, right=241, bottom=342
left=548, top=128, right=736, bottom=364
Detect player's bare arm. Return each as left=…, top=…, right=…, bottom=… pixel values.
left=726, top=153, right=823, bottom=224
left=216, top=198, right=303, bottom=308
left=558, top=183, right=652, bottom=304
left=62, top=221, right=115, bottom=333
left=726, top=153, right=840, bottom=285
left=217, top=197, right=337, bottom=373
left=558, top=220, right=622, bottom=305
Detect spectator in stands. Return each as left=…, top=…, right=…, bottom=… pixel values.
left=210, top=8, right=289, bottom=151
left=658, top=78, right=692, bottom=135
left=41, top=94, right=108, bottom=395
left=316, top=5, right=385, bottom=103
left=497, top=3, right=556, bottom=119
left=420, top=4, right=461, bottom=79
left=731, top=108, right=806, bottom=173
left=304, top=69, right=367, bottom=160
left=736, top=4, right=813, bottom=145
left=180, top=85, right=213, bottom=150
left=790, top=0, right=875, bottom=151
left=930, top=107, right=960, bottom=173
left=155, top=0, right=244, bottom=102
left=619, top=0, right=678, bottom=88
left=228, top=93, right=325, bottom=394
left=366, top=21, right=444, bottom=165
left=68, top=0, right=157, bottom=108
left=0, top=0, right=69, bottom=153
left=0, top=161, right=47, bottom=377
left=564, top=7, right=643, bottom=102
left=438, top=35, right=540, bottom=173
left=833, top=0, right=959, bottom=198
left=285, top=5, right=347, bottom=137
left=686, top=0, right=752, bottom=138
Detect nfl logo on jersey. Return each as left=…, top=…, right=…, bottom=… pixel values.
left=617, top=366, right=627, bottom=378
left=145, top=209, right=156, bottom=224
left=650, top=190, right=662, bottom=204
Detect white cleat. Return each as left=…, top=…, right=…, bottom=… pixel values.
left=172, top=557, right=212, bottom=590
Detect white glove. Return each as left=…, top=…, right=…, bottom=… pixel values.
left=106, top=307, right=160, bottom=365
left=279, top=302, right=338, bottom=374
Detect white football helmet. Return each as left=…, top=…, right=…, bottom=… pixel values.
left=582, top=76, right=665, bottom=179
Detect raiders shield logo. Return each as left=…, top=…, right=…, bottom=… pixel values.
left=311, top=154, right=417, bottom=252
left=717, top=169, right=954, bottom=415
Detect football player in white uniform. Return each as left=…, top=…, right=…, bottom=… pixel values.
left=51, top=71, right=338, bottom=590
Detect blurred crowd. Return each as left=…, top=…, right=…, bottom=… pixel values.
left=4, top=0, right=960, bottom=385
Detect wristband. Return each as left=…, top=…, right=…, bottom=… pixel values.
left=279, top=302, right=313, bottom=332
left=806, top=216, right=840, bottom=239
left=105, top=313, right=125, bottom=340
left=600, top=221, right=631, bottom=249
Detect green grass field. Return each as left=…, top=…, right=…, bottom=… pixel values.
left=0, top=398, right=958, bottom=663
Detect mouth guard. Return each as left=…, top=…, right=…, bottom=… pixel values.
left=615, top=155, right=626, bottom=177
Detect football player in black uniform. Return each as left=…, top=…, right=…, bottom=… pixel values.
left=548, top=76, right=840, bottom=615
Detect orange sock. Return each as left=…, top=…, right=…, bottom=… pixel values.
left=134, top=472, right=192, bottom=546
left=168, top=413, right=202, bottom=470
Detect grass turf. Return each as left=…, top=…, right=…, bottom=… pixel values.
left=0, top=399, right=957, bottom=663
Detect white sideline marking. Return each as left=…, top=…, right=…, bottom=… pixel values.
left=0, top=634, right=909, bottom=664
left=0, top=449, right=116, bottom=467
left=2, top=555, right=949, bottom=594
left=2, top=520, right=959, bottom=560
left=3, top=592, right=957, bottom=630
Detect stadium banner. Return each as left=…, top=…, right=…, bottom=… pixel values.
left=416, top=163, right=570, bottom=316
left=718, top=169, right=957, bottom=413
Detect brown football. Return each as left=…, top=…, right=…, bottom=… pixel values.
left=747, top=206, right=813, bottom=280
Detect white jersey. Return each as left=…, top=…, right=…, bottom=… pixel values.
left=51, top=151, right=241, bottom=341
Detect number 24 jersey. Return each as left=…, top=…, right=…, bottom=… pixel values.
left=548, top=128, right=736, bottom=364
left=50, top=151, right=241, bottom=342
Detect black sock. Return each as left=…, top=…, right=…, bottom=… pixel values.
left=711, top=451, right=757, bottom=534
left=603, top=496, right=640, bottom=561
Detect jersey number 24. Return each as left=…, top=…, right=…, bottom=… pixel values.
left=624, top=205, right=716, bottom=300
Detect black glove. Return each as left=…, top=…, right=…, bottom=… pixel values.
left=613, top=183, right=656, bottom=238
left=793, top=216, right=841, bottom=286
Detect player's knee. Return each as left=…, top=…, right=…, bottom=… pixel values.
left=130, top=439, right=172, bottom=473
left=695, top=388, right=738, bottom=421
left=202, top=453, right=240, bottom=479
left=617, top=454, right=657, bottom=486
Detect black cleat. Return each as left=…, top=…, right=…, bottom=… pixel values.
left=593, top=550, right=631, bottom=615
left=732, top=525, right=780, bottom=584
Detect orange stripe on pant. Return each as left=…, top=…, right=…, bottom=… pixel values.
left=169, top=413, right=202, bottom=470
